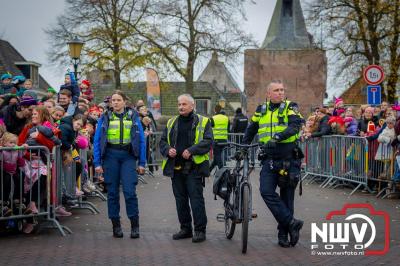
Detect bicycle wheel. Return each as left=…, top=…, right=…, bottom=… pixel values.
left=225, top=192, right=236, bottom=239
left=241, top=185, right=250, bottom=254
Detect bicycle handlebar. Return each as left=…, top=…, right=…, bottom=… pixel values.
left=217, top=142, right=259, bottom=149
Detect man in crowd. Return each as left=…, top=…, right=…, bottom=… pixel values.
left=58, top=89, right=80, bottom=116
left=0, top=95, right=37, bottom=135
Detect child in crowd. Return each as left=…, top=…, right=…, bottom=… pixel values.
left=0, top=73, right=14, bottom=95
left=0, top=132, right=26, bottom=217
left=333, top=97, right=345, bottom=117
left=25, top=121, right=61, bottom=148
left=22, top=79, right=38, bottom=100
left=60, top=72, right=80, bottom=104
left=80, top=79, right=94, bottom=102
left=88, top=106, right=101, bottom=121
left=328, top=116, right=346, bottom=135
left=12, top=76, right=26, bottom=97
left=41, top=87, right=57, bottom=102
left=344, top=107, right=358, bottom=136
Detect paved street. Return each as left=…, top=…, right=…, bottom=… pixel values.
left=1, top=170, right=399, bottom=265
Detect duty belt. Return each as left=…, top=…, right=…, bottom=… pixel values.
left=107, top=143, right=131, bottom=151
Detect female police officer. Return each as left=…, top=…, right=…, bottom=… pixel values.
left=93, top=90, right=146, bottom=238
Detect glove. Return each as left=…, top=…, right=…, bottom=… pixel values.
left=264, top=139, right=277, bottom=149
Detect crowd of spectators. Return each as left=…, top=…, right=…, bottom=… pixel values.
left=0, top=71, right=156, bottom=234
left=301, top=97, right=400, bottom=192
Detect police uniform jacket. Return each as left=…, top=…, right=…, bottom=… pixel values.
left=243, top=101, right=303, bottom=160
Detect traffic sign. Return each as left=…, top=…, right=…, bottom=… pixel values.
left=367, top=85, right=381, bottom=105
left=363, top=65, right=384, bottom=85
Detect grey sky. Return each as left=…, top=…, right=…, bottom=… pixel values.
left=0, top=0, right=277, bottom=91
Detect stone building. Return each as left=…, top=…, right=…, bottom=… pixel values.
left=244, top=0, right=327, bottom=115
left=198, top=52, right=241, bottom=94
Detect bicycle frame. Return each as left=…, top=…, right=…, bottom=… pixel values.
left=233, top=149, right=254, bottom=222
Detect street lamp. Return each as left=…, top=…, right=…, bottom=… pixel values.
left=218, top=96, right=226, bottom=109
left=67, top=36, right=85, bottom=80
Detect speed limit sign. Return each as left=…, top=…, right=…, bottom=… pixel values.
left=363, top=65, right=385, bottom=85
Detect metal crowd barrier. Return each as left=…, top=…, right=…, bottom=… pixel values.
left=79, top=149, right=107, bottom=201
left=221, top=133, right=259, bottom=169
left=147, top=131, right=163, bottom=167
left=301, top=135, right=399, bottom=196
left=0, top=146, right=66, bottom=235
left=55, top=147, right=100, bottom=215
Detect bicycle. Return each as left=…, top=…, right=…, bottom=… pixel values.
left=216, top=142, right=259, bottom=254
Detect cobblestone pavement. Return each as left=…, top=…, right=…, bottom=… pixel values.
left=1, top=170, right=399, bottom=265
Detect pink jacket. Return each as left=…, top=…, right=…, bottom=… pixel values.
left=0, top=150, right=25, bottom=174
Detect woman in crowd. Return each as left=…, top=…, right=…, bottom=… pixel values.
left=358, top=106, right=378, bottom=137
left=18, top=106, right=61, bottom=217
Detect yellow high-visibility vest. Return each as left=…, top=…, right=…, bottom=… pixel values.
left=162, top=114, right=209, bottom=170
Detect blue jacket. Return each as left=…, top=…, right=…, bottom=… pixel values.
left=93, top=108, right=146, bottom=168
left=59, top=72, right=80, bottom=103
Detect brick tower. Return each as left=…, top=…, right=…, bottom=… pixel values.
left=244, top=0, right=327, bottom=115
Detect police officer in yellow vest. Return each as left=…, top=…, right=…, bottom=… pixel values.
left=159, top=94, right=213, bottom=243
left=242, top=80, right=304, bottom=248
left=94, top=90, right=146, bottom=239
left=209, top=105, right=230, bottom=171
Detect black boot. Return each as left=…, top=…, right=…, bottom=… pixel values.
left=288, top=218, right=303, bottom=247
left=172, top=228, right=193, bottom=240
left=130, top=218, right=140, bottom=239
left=192, top=231, right=206, bottom=243
left=111, top=219, right=123, bottom=238
left=278, top=231, right=290, bottom=248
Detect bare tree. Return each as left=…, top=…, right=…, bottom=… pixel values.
left=306, top=0, right=400, bottom=102
left=125, top=0, right=255, bottom=95
left=45, top=0, right=161, bottom=89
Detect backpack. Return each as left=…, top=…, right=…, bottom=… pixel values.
left=213, top=168, right=233, bottom=200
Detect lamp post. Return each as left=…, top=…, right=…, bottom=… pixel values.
left=67, top=36, right=85, bottom=80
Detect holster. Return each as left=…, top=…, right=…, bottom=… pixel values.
left=277, top=161, right=290, bottom=188
left=277, top=160, right=301, bottom=190
left=293, top=145, right=304, bottom=160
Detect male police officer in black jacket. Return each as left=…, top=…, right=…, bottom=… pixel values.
left=160, top=94, right=213, bottom=243
left=241, top=80, right=304, bottom=248
left=231, top=108, right=248, bottom=134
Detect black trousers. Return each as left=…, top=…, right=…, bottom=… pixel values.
left=171, top=171, right=207, bottom=232
left=0, top=171, right=12, bottom=202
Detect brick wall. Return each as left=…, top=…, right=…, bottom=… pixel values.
left=244, top=49, right=327, bottom=116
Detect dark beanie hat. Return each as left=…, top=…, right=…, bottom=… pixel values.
left=236, top=107, right=242, bottom=114
left=19, top=95, right=37, bottom=106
